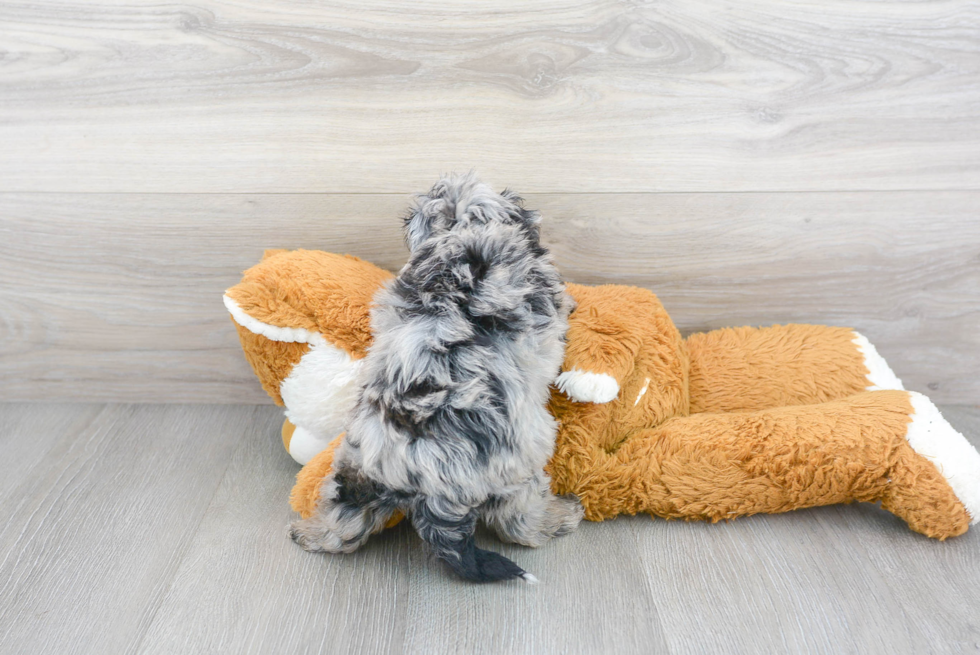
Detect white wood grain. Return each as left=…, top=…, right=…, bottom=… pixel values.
left=0, top=403, right=977, bottom=654
left=399, top=522, right=669, bottom=655
left=0, top=0, right=977, bottom=193
left=134, top=405, right=672, bottom=655
left=134, top=408, right=413, bottom=655
left=1, top=191, right=977, bottom=404
left=0, top=403, right=103, bottom=501
left=632, top=506, right=931, bottom=653
left=0, top=403, right=267, bottom=655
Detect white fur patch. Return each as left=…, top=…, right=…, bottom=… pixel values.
left=852, top=332, right=904, bottom=391
left=905, top=392, right=980, bottom=524
left=555, top=368, right=619, bottom=404
left=521, top=572, right=540, bottom=585
left=225, top=292, right=360, bottom=464
left=280, top=344, right=363, bottom=462
left=223, top=294, right=327, bottom=348
left=287, top=425, right=336, bottom=466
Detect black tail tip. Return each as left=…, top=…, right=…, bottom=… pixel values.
left=443, top=543, right=535, bottom=584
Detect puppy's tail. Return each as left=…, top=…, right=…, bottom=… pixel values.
left=411, top=501, right=535, bottom=583
left=441, top=535, right=536, bottom=584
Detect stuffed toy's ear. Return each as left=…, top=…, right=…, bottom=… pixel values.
left=224, top=249, right=392, bottom=358
left=223, top=249, right=387, bottom=406
left=225, top=250, right=395, bottom=463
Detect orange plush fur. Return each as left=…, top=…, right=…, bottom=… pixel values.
left=227, top=250, right=973, bottom=540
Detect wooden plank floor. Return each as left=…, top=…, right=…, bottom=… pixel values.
left=1, top=402, right=979, bottom=654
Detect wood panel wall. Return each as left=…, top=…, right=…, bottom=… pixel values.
left=3, top=192, right=977, bottom=403
left=1, top=0, right=977, bottom=403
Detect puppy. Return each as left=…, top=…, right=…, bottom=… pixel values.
left=289, top=174, right=583, bottom=582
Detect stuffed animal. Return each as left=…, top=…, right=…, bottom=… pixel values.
left=225, top=249, right=980, bottom=540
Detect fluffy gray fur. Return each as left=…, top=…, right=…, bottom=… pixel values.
left=289, top=174, right=583, bottom=582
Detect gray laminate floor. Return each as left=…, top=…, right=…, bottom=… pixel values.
left=1, top=403, right=979, bottom=655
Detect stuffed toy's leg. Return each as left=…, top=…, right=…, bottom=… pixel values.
left=289, top=431, right=405, bottom=528
left=686, top=324, right=903, bottom=413
left=289, top=431, right=344, bottom=519
left=552, top=390, right=980, bottom=539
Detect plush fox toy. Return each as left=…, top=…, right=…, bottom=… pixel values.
left=225, top=249, right=980, bottom=540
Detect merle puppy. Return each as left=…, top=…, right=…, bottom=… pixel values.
left=289, top=174, right=583, bottom=582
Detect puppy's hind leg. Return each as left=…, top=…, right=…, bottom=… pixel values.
left=410, top=497, right=533, bottom=583
left=483, top=473, right=584, bottom=548
left=289, top=465, right=397, bottom=554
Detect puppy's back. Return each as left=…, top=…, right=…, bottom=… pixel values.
left=349, top=175, right=570, bottom=494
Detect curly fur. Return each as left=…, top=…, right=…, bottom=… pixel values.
left=290, top=174, right=584, bottom=582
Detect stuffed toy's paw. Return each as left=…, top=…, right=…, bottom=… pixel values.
left=554, top=368, right=620, bottom=403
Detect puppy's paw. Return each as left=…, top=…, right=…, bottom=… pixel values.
left=547, top=494, right=585, bottom=538
left=289, top=518, right=345, bottom=553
